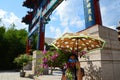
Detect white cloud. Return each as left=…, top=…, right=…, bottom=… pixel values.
left=47, top=0, right=85, bottom=38
left=0, top=9, right=27, bottom=30
left=55, top=0, right=84, bottom=28
left=52, top=0, right=120, bottom=37
left=100, top=0, right=120, bottom=29
left=55, top=1, right=70, bottom=27
left=108, top=25, right=117, bottom=30
left=62, top=26, right=71, bottom=34
left=49, top=26, right=62, bottom=38
left=100, top=7, right=106, bottom=18
left=54, top=0, right=120, bottom=31
left=55, top=28, right=62, bottom=38
left=49, top=25, right=71, bottom=38
left=70, top=16, right=84, bottom=28
left=50, top=16, right=57, bottom=21
left=49, top=26, right=55, bottom=32
left=46, top=0, right=86, bottom=38
left=61, top=18, right=69, bottom=27
left=0, top=9, right=6, bottom=18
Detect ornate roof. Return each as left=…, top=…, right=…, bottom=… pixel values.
left=22, top=0, right=43, bottom=9
left=22, top=11, right=33, bottom=24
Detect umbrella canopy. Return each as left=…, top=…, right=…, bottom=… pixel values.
left=51, top=33, right=105, bottom=55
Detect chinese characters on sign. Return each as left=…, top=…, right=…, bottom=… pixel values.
left=86, top=0, right=93, bottom=21
left=83, top=0, right=96, bottom=28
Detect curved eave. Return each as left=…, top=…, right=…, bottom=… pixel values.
left=22, top=14, right=33, bottom=25
left=22, top=0, right=42, bottom=9
left=23, top=3, right=34, bottom=9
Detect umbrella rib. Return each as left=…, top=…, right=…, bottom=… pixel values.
left=72, top=38, right=77, bottom=52
left=71, top=37, right=87, bottom=53
left=79, top=37, right=89, bottom=51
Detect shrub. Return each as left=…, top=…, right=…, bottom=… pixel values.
left=14, top=54, right=32, bottom=72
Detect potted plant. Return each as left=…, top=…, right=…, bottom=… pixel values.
left=14, top=54, right=32, bottom=77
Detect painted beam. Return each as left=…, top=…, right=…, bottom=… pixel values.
left=28, top=21, right=39, bottom=37
left=32, top=8, right=42, bottom=25
left=29, top=0, right=64, bottom=38
left=42, top=0, right=63, bottom=17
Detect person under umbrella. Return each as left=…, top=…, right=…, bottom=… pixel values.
left=61, top=54, right=84, bottom=80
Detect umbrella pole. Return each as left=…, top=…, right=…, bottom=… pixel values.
left=76, top=38, right=79, bottom=56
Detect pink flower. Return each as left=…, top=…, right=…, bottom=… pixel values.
left=40, top=63, right=48, bottom=68
left=43, top=58, right=48, bottom=63
left=39, top=64, right=44, bottom=67
left=44, top=64, right=48, bottom=68
left=64, top=63, right=68, bottom=68
left=51, top=53, right=59, bottom=61
left=81, top=51, right=86, bottom=55
left=51, top=55, right=56, bottom=60
left=55, top=53, right=59, bottom=57
left=72, top=50, right=75, bottom=54
left=42, top=50, right=47, bottom=54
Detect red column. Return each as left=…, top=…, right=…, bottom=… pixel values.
left=26, top=38, right=31, bottom=54
left=93, top=0, right=102, bottom=25
left=37, top=19, right=45, bottom=50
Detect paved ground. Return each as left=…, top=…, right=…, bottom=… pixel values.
left=0, top=70, right=62, bottom=80
left=34, top=70, right=62, bottom=80
left=0, top=71, right=33, bottom=80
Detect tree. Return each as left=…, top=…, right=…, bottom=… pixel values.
left=0, top=24, right=28, bottom=70
left=0, top=26, right=8, bottom=69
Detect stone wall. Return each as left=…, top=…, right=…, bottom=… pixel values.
left=78, top=25, right=120, bottom=80
left=32, top=51, right=49, bottom=75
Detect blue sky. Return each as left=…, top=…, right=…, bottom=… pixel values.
left=0, top=0, right=120, bottom=38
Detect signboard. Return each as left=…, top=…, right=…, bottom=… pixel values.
left=83, top=0, right=96, bottom=28
left=83, top=0, right=102, bottom=28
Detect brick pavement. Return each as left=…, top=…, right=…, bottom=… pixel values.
left=0, top=71, right=33, bottom=80
left=0, top=70, right=62, bottom=80
left=34, top=75, right=61, bottom=80
left=34, top=70, right=62, bottom=80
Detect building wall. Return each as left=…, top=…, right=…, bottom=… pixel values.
left=78, top=25, right=120, bottom=80
left=99, top=25, right=120, bottom=80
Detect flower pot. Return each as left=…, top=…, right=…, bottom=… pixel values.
left=20, top=72, right=26, bottom=77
